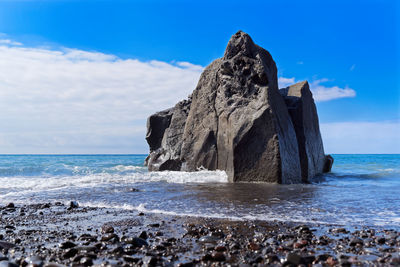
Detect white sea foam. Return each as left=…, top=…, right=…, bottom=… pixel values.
left=0, top=170, right=228, bottom=203
left=79, top=201, right=339, bottom=226
left=108, top=165, right=147, bottom=172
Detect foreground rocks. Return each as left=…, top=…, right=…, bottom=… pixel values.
left=146, top=31, right=333, bottom=183
left=0, top=203, right=399, bottom=266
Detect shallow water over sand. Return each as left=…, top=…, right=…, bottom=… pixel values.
left=0, top=154, right=399, bottom=229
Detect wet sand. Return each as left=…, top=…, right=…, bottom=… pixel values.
left=0, top=202, right=399, bottom=266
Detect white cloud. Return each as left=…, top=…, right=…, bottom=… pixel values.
left=321, top=121, right=400, bottom=154
left=350, top=64, right=356, bottom=71
left=279, top=77, right=356, bottom=102
left=278, top=77, right=296, bottom=88
left=0, top=44, right=202, bottom=153
left=0, top=39, right=22, bottom=46
left=310, top=79, right=356, bottom=101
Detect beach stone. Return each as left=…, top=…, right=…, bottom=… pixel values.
left=199, top=235, right=220, bottom=244
left=0, top=241, right=16, bottom=250
left=59, top=241, right=76, bottom=249
left=124, top=237, right=148, bottom=247
left=76, top=246, right=98, bottom=253
left=24, top=255, right=43, bottom=266
left=63, top=248, right=78, bottom=259
left=349, top=237, right=364, bottom=246
left=100, top=233, right=118, bottom=242
left=79, top=257, right=93, bottom=266
left=143, top=256, right=158, bottom=266
left=285, top=253, right=305, bottom=265
left=101, top=225, right=114, bottom=234
left=214, top=245, right=227, bottom=252
left=280, top=81, right=327, bottom=181
left=211, top=252, right=226, bottom=261
left=139, top=231, right=148, bottom=240
left=330, top=228, right=348, bottom=234
left=376, top=237, right=386, bottom=244
left=5, top=203, right=14, bottom=209
left=0, top=261, right=17, bottom=267
left=69, top=201, right=79, bottom=209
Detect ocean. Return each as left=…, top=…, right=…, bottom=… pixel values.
left=0, top=154, right=399, bottom=229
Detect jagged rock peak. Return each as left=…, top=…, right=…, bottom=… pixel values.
left=224, top=31, right=256, bottom=59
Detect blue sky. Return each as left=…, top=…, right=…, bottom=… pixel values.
left=0, top=0, right=399, bottom=153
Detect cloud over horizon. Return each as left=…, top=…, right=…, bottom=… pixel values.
left=0, top=42, right=202, bottom=153
left=0, top=40, right=394, bottom=154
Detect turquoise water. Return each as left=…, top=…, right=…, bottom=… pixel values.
left=0, top=154, right=399, bottom=229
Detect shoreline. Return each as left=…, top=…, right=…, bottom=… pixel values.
left=0, top=202, right=399, bottom=266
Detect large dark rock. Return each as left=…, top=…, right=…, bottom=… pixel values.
left=279, top=81, right=326, bottom=181
left=145, top=31, right=332, bottom=183
left=179, top=31, right=301, bottom=183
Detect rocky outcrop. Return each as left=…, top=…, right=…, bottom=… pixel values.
left=279, top=81, right=326, bottom=182
left=145, top=98, right=191, bottom=171
left=145, top=31, right=332, bottom=183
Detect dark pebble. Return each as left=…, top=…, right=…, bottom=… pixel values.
left=69, top=201, right=79, bottom=209
left=376, top=237, right=386, bottom=244
left=211, top=252, right=226, bottom=261
left=139, top=231, right=148, bottom=240
left=349, top=237, right=364, bottom=246
left=101, top=225, right=114, bottom=234
left=214, top=245, right=226, bottom=252
left=123, top=256, right=140, bottom=263
left=76, top=246, right=98, bottom=253
left=101, top=233, right=118, bottom=242
left=80, top=257, right=93, bottom=266
left=199, top=235, right=219, bottom=244
left=128, top=188, right=140, bottom=192
left=124, top=237, right=148, bottom=247
left=0, top=261, right=18, bottom=267
left=143, top=256, right=158, bottom=266
left=202, top=254, right=213, bottom=261
left=286, top=253, right=305, bottom=265
left=5, top=203, right=14, bottom=208
left=23, top=255, right=43, bottom=266
left=59, top=241, right=76, bottom=249
left=330, top=227, right=348, bottom=234
left=63, top=248, right=78, bottom=259
left=0, top=241, right=16, bottom=250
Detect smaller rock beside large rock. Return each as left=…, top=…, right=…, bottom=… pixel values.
left=145, top=98, right=191, bottom=171
left=279, top=81, right=326, bottom=182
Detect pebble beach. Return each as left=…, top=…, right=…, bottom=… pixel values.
left=1, top=202, right=399, bottom=266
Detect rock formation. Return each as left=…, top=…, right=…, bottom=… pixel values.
left=279, top=81, right=327, bottom=182
left=145, top=31, right=333, bottom=183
